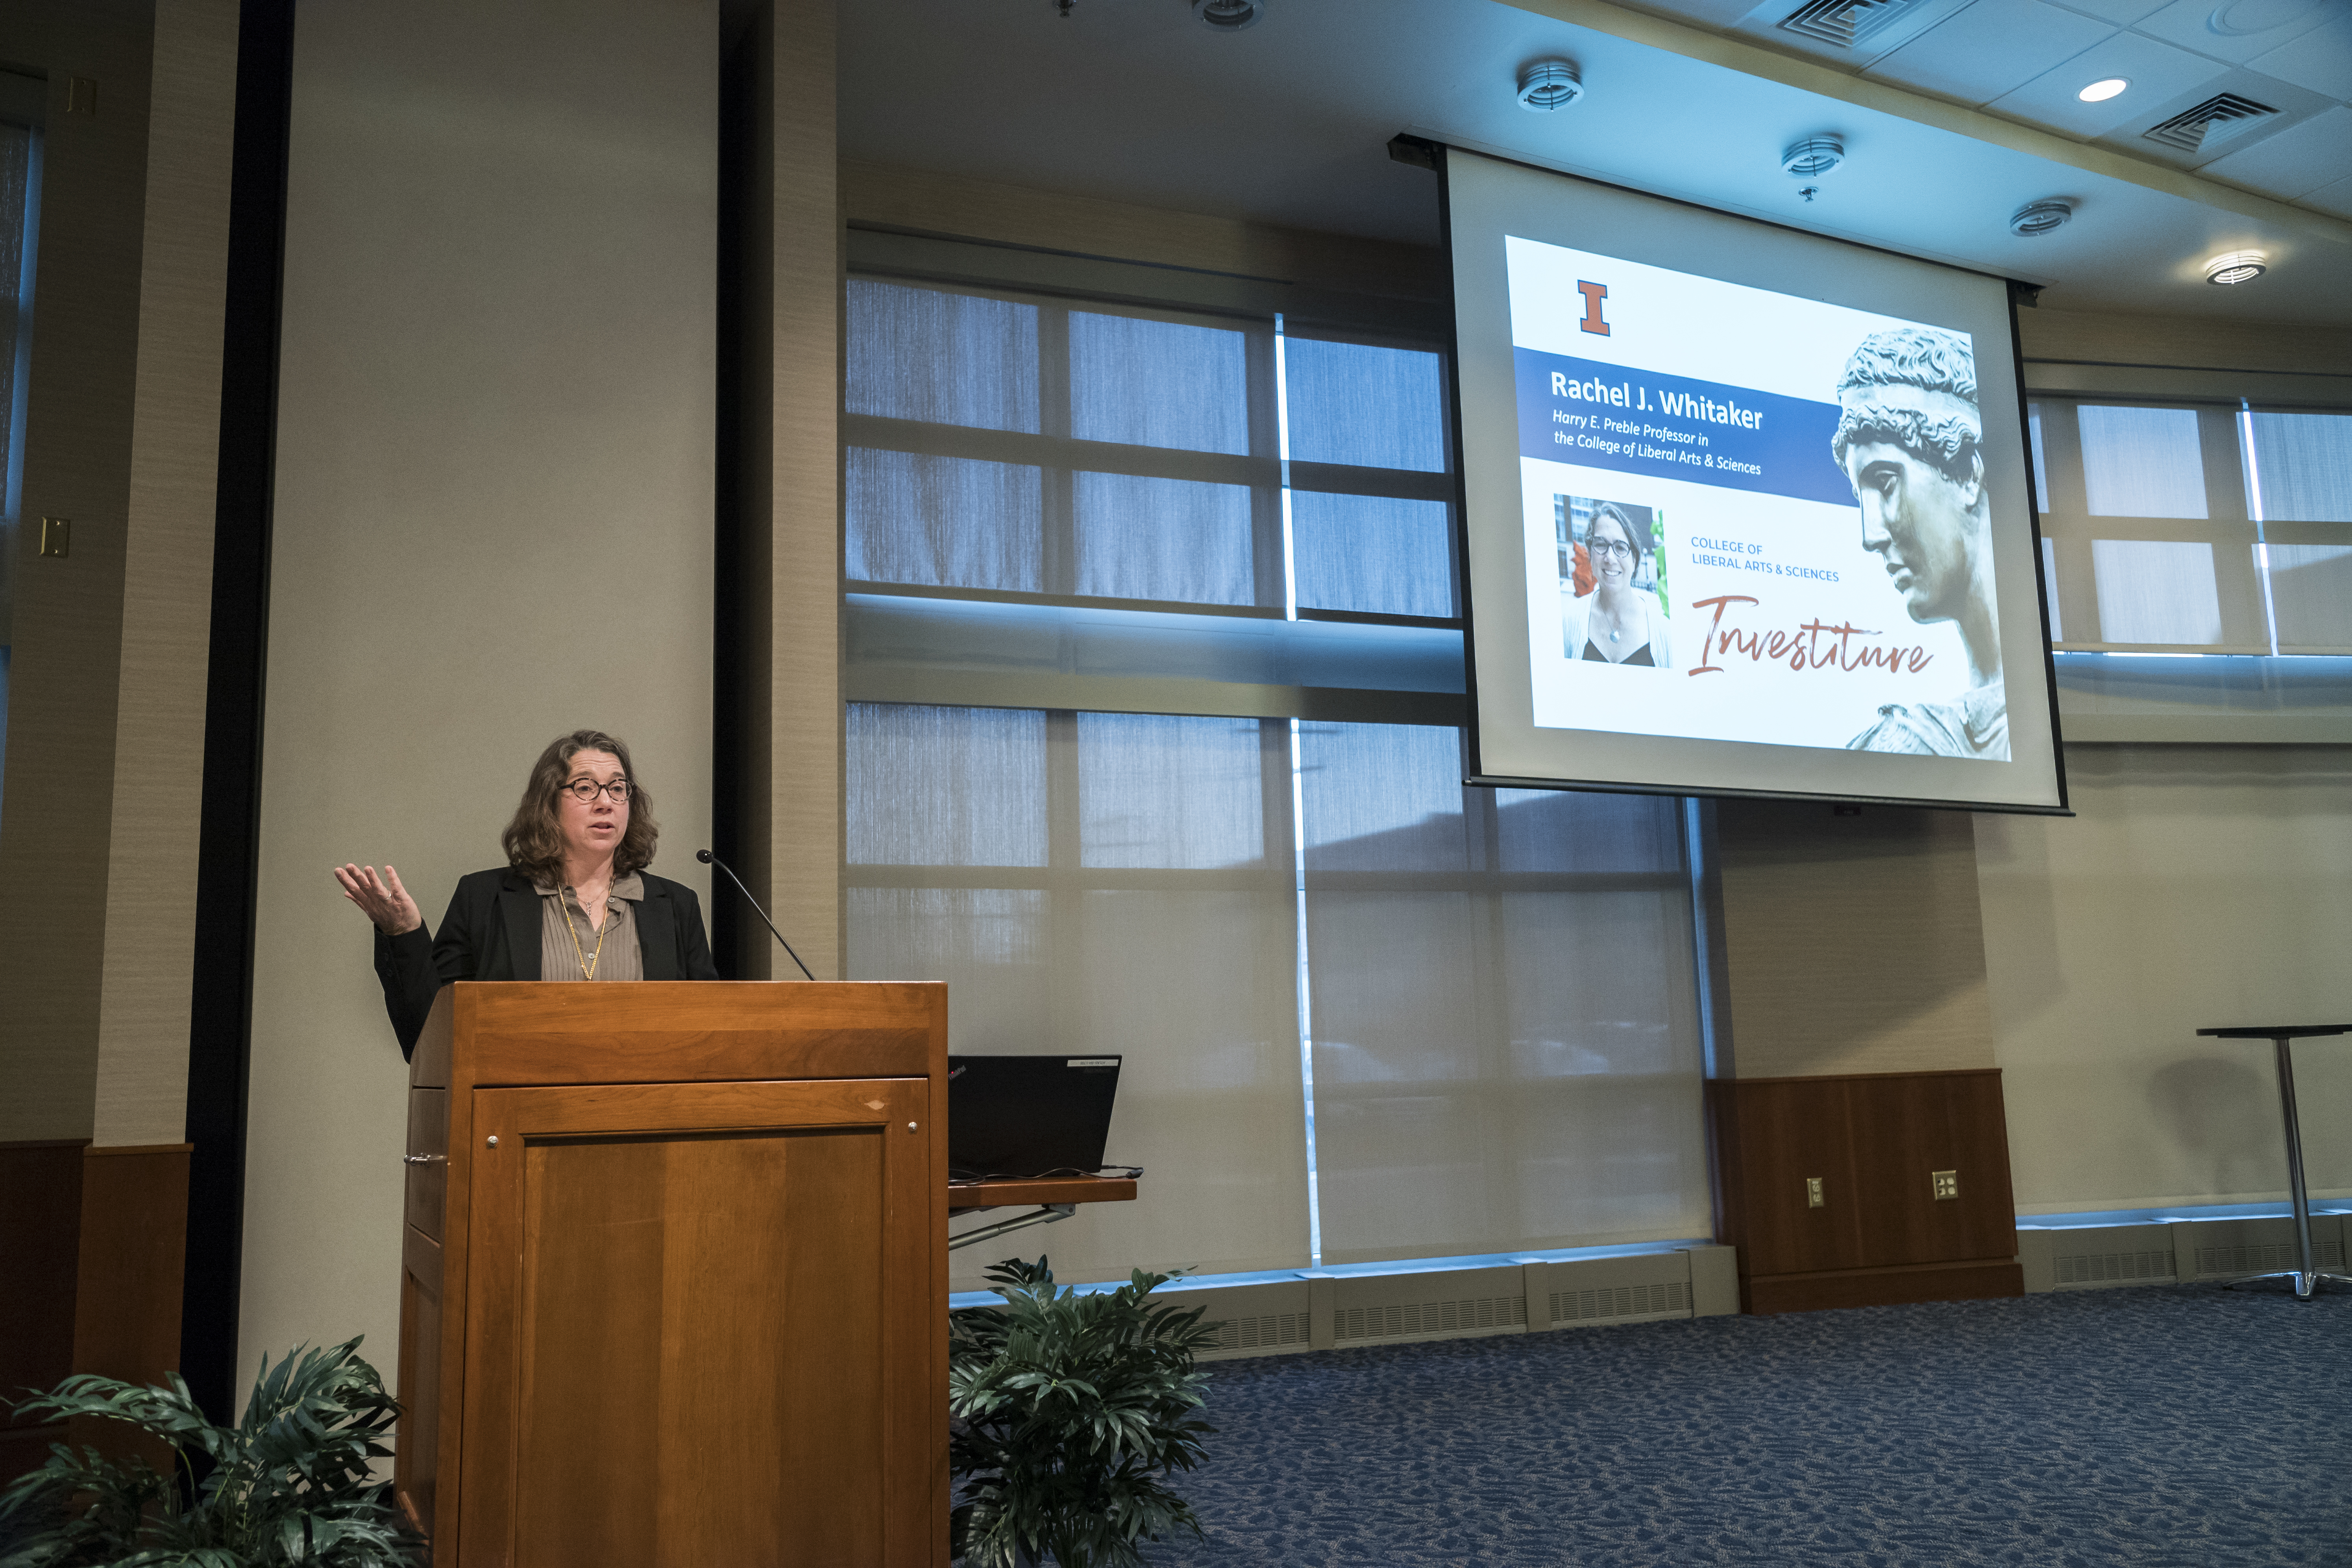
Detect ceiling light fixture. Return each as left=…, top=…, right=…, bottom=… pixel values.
left=2203, top=250, right=2267, bottom=284
left=1781, top=135, right=1844, bottom=179
left=1191, top=0, right=1265, bottom=31
left=1516, top=59, right=1584, bottom=111
left=2078, top=77, right=2129, bottom=103
left=2009, top=199, right=2073, bottom=237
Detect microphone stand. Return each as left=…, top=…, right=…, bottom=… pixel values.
left=696, top=849, right=817, bottom=981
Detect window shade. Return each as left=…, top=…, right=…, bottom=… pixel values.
left=1296, top=724, right=1709, bottom=1263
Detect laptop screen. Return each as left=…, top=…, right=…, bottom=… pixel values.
left=947, top=1055, right=1122, bottom=1180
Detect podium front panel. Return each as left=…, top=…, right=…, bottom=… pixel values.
left=458, top=1077, right=932, bottom=1567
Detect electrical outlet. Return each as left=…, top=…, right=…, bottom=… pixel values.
left=1805, top=1176, right=1824, bottom=1208
left=1931, top=1169, right=1959, bottom=1201
left=39, top=517, right=70, bottom=558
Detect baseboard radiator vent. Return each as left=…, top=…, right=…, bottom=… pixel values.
left=1551, top=1281, right=1688, bottom=1322
left=2054, top=1248, right=2174, bottom=1287
left=1335, top=1293, right=1527, bottom=1344
left=1141, top=1248, right=1736, bottom=1363
left=2025, top=1215, right=2352, bottom=1294
left=2195, top=1240, right=2346, bottom=1277
left=1201, top=1311, right=1310, bottom=1355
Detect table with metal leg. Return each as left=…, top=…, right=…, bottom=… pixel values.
left=2196, top=1024, right=2352, bottom=1301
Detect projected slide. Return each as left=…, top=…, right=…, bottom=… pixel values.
left=1446, top=148, right=2062, bottom=811
left=1511, top=238, right=2004, bottom=760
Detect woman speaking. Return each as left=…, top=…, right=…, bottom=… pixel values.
left=335, top=729, right=719, bottom=1060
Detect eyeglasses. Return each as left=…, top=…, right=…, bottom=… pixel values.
left=1586, top=537, right=1633, bottom=561
left=562, top=778, right=631, bottom=803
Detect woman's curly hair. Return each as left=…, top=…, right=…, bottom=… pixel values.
left=501, top=729, right=659, bottom=888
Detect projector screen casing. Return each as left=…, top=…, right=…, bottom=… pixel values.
left=1444, top=147, right=2067, bottom=814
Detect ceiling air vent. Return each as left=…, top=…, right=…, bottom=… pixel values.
left=1777, top=0, right=1925, bottom=49
left=2143, top=92, right=2279, bottom=153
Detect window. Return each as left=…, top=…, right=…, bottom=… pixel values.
left=845, top=702, right=1707, bottom=1284
left=840, top=261, right=1708, bottom=1287
left=844, top=280, right=1454, bottom=621
left=2028, top=397, right=2352, bottom=654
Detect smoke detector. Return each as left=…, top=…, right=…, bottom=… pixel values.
left=1781, top=136, right=1844, bottom=179
left=1192, top=0, right=1266, bottom=30
left=2204, top=250, right=2267, bottom=285
left=2009, top=199, right=2073, bottom=237
left=1516, top=59, right=1584, bottom=111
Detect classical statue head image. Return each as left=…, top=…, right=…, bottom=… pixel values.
left=1831, top=327, right=2009, bottom=760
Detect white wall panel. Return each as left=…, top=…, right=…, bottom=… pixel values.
left=241, top=0, right=715, bottom=1378
left=1980, top=745, right=2352, bottom=1213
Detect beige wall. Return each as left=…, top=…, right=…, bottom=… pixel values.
left=92, top=0, right=237, bottom=1148
left=1991, top=309, right=2352, bottom=1213
left=241, top=0, right=717, bottom=1372
left=841, top=159, right=1445, bottom=301
left=736, top=0, right=842, bottom=981
left=0, top=2, right=155, bottom=1142
left=1716, top=800, right=1995, bottom=1080
left=1981, top=746, right=2352, bottom=1212
left=0, top=0, right=236, bottom=1151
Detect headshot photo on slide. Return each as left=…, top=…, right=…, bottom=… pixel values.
left=1559, top=495, right=1672, bottom=669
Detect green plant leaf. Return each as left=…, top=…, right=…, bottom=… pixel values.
left=947, top=1255, right=1221, bottom=1568
left=0, top=1340, right=420, bottom=1568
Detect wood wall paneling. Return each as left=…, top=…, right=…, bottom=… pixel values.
left=63, top=1142, right=194, bottom=1473
left=0, top=1141, right=87, bottom=1486
left=1714, top=1071, right=2021, bottom=1314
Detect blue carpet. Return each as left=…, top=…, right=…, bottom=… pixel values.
left=1138, top=1284, right=2352, bottom=1566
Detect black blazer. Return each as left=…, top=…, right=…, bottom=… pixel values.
left=374, top=866, right=719, bottom=1060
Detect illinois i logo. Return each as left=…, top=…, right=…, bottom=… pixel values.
left=1576, top=280, right=1610, bottom=337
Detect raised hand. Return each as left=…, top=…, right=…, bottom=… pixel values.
left=334, top=863, right=424, bottom=936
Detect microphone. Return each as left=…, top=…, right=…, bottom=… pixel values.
left=696, top=849, right=817, bottom=982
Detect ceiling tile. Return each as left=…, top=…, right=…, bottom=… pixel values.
left=2301, top=173, right=2352, bottom=219
left=1727, top=0, right=1976, bottom=72
left=2197, top=104, right=2352, bottom=195
left=2043, top=0, right=2168, bottom=22
left=2250, top=12, right=2352, bottom=100
left=1865, top=0, right=2116, bottom=103
left=1987, top=29, right=2231, bottom=133
left=2133, top=0, right=2337, bottom=67
left=2093, top=64, right=2335, bottom=165
left=1612, top=0, right=1768, bottom=27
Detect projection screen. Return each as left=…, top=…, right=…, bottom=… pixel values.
left=1446, top=147, right=2066, bottom=813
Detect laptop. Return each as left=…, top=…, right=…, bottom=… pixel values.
left=947, top=1054, right=1123, bottom=1181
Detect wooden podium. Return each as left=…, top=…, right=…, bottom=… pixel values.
left=396, top=982, right=948, bottom=1566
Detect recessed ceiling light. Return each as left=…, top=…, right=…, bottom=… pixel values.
left=2203, top=250, right=2267, bottom=284
left=1516, top=59, right=1584, bottom=112
left=2078, top=77, right=2129, bottom=103
left=1192, top=0, right=1265, bottom=31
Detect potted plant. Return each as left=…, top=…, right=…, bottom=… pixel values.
left=0, top=1337, right=418, bottom=1567
left=949, top=1256, right=1221, bottom=1568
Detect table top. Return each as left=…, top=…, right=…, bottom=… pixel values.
left=947, top=1174, right=1138, bottom=1210
left=2198, top=1025, right=2352, bottom=1039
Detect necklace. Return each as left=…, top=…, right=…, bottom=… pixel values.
left=560, top=885, right=610, bottom=980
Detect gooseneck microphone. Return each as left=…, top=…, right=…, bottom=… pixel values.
left=696, top=849, right=817, bottom=982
